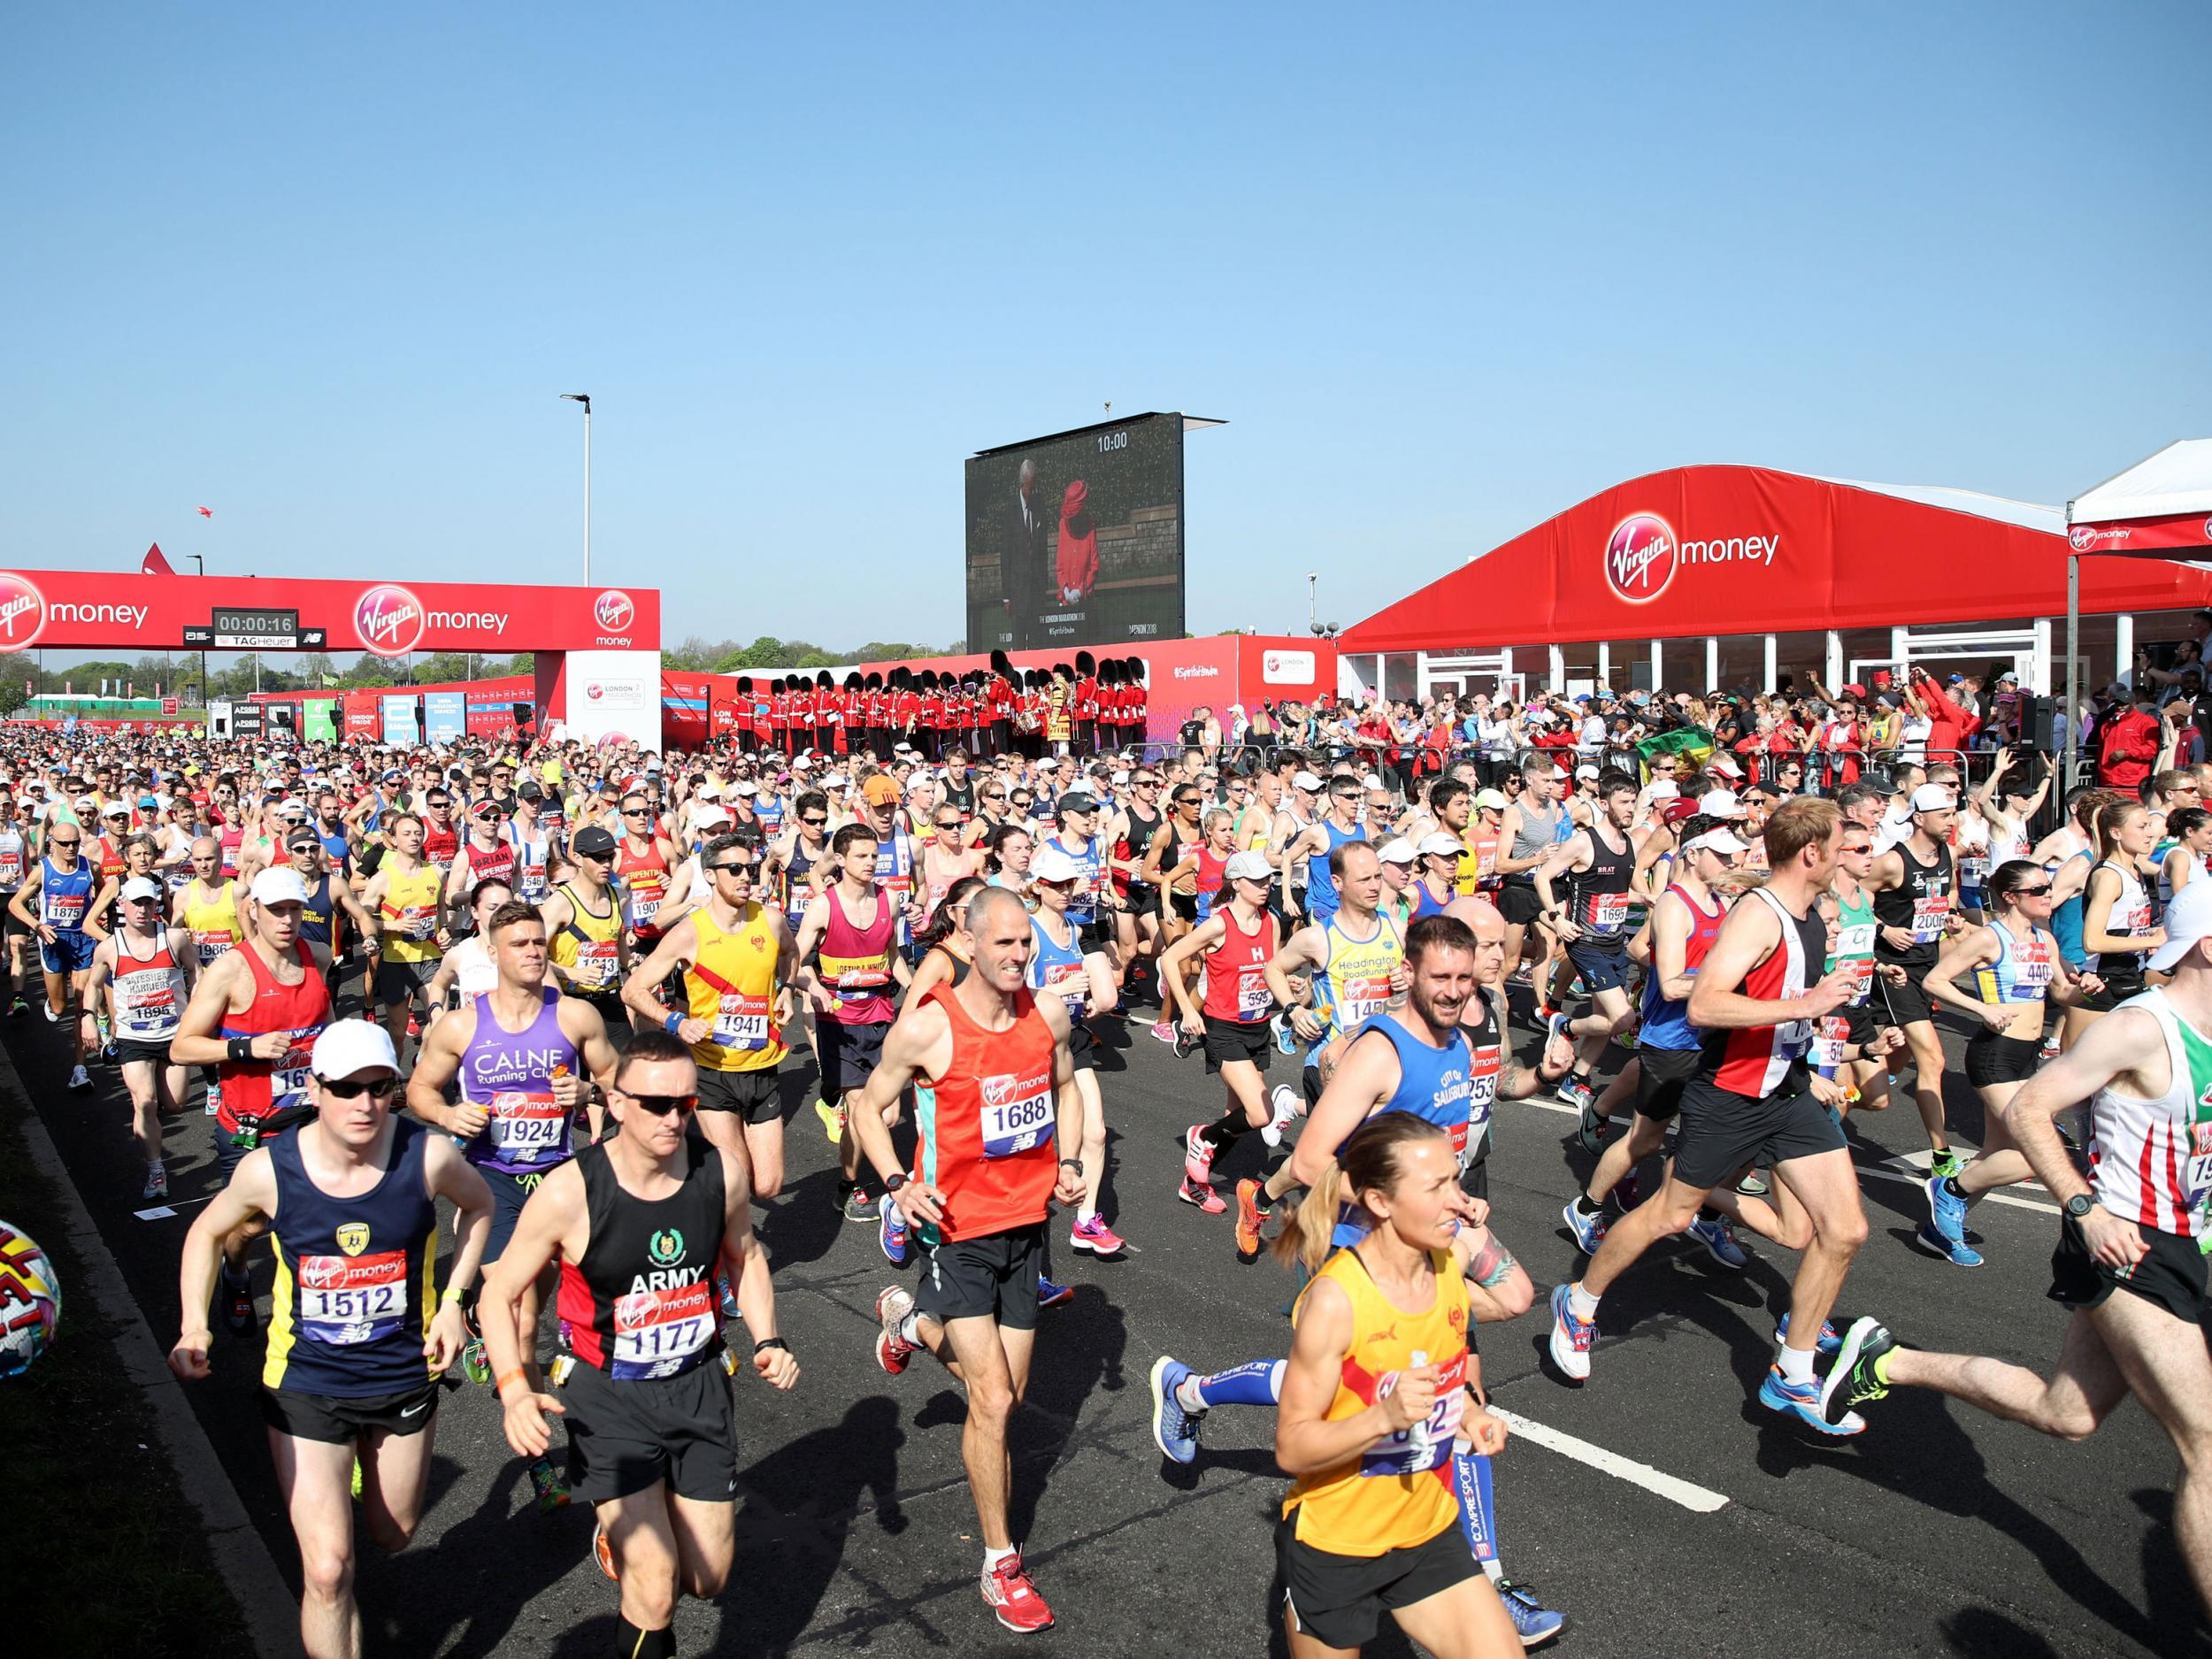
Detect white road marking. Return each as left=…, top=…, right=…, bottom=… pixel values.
left=1490, top=1406, right=1731, bottom=1512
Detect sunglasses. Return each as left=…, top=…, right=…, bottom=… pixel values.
left=801, top=815, right=828, bottom=826
left=623, top=807, right=652, bottom=817
left=710, top=862, right=758, bottom=876
left=320, top=1076, right=401, bottom=1101
left=2013, top=884, right=2054, bottom=897
left=579, top=849, right=614, bottom=864
left=622, top=1091, right=697, bottom=1118
left=50, top=837, right=79, bottom=847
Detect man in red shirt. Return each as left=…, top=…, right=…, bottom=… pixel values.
left=2096, top=688, right=2163, bottom=791
left=1911, top=669, right=1980, bottom=766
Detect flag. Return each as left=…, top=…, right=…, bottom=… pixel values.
left=196, top=506, right=213, bottom=518
left=1634, top=725, right=1715, bottom=780
left=142, top=543, right=174, bottom=575
left=320, top=672, right=339, bottom=687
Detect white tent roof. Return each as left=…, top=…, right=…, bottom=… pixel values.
left=1812, top=475, right=2062, bottom=534
left=2068, top=439, right=2212, bottom=525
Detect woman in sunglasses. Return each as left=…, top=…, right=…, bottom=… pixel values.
left=1919, top=858, right=2104, bottom=1264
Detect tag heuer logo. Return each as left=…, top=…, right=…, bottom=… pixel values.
left=648, top=1228, right=686, bottom=1268
left=335, top=1223, right=371, bottom=1257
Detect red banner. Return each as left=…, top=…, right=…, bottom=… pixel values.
left=0, top=569, right=660, bottom=654
left=2068, top=511, right=2212, bottom=555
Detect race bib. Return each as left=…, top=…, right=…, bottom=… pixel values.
left=1338, top=973, right=1394, bottom=1028
left=2010, top=942, right=2054, bottom=999
left=711, top=990, right=771, bottom=1049
left=1362, top=1352, right=1467, bottom=1477
left=574, top=938, right=619, bottom=988
left=610, top=1279, right=715, bottom=1380
left=193, top=927, right=235, bottom=967
left=116, top=967, right=180, bottom=1036
left=1465, top=1050, right=1502, bottom=1144
left=1236, top=967, right=1273, bottom=1021
left=1813, top=1014, right=1850, bottom=1071
left=397, top=903, right=437, bottom=942
left=44, top=893, right=87, bottom=928
left=1909, top=894, right=1950, bottom=944
left=1832, top=922, right=1877, bottom=1004
left=627, top=878, right=667, bottom=930
left=487, top=1090, right=567, bottom=1160
left=295, top=1249, right=407, bottom=1345
left=1038, top=961, right=1087, bottom=1016
left=1587, top=892, right=1632, bottom=933
left=978, top=1071, right=1054, bottom=1159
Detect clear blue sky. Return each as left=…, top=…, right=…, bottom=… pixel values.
left=4, top=3, right=2206, bottom=670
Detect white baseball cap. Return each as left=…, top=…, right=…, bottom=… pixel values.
left=1574, top=763, right=1599, bottom=780
left=1224, top=850, right=1275, bottom=883
left=1709, top=754, right=1745, bottom=778
left=1292, top=771, right=1325, bottom=793
left=311, top=1019, right=399, bottom=1080
left=732, top=780, right=757, bottom=797
left=120, top=876, right=165, bottom=902
left=2153, top=879, right=2212, bottom=972
left=1647, top=780, right=1680, bottom=800
left=1416, top=833, right=1464, bottom=859
left=1376, top=837, right=1418, bottom=865
left=1682, top=826, right=1750, bottom=857
left=1696, top=789, right=1746, bottom=819
left=791, top=756, right=813, bottom=771
left=1909, top=782, right=1955, bottom=812
left=249, top=866, right=313, bottom=907
left=1032, top=844, right=1083, bottom=884
left=1362, top=773, right=1386, bottom=791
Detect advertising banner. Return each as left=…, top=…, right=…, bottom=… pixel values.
left=342, top=691, right=380, bottom=739
left=380, top=694, right=419, bottom=746
left=423, top=691, right=465, bottom=744
left=302, top=698, right=337, bottom=742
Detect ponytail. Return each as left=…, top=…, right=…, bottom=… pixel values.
left=1268, top=1110, right=1453, bottom=1275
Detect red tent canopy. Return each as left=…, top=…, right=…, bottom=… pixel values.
left=1342, top=465, right=2212, bottom=654
left=2066, top=439, right=2212, bottom=556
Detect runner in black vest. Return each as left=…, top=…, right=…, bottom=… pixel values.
left=1867, top=783, right=1962, bottom=1177
left=484, top=1029, right=797, bottom=1659
left=1532, top=773, right=1643, bottom=1114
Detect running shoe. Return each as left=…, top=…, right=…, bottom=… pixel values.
left=1069, top=1215, right=1125, bottom=1256
left=527, top=1456, right=571, bottom=1514
left=43, top=1001, right=58, bottom=1024
left=67, top=1064, right=91, bottom=1092
left=1259, top=1084, right=1299, bottom=1148
left=1555, top=1075, right=1594, bottom=1114
left=982, top=1550, right=1055, bottom=1633
left=2038, top=1031, right=2062, bottom=1062
left=350, top=1456, right=362, bottom=1501
left=1772, top=1312, right=1844, bottom=1357
left=1914, top=1220, right=1984, bottom=1268
left=1534, top=1002, right=1558, bottom=1026
left=1821, top=1317, right=1899, bottom=1426
left=140, top=1164, right=168, bottom=1202
left=461, top=1335, right=492, bottom=1386
left=1497, top=1581, right=1567, bottom=1650
left=1735, top=1171, right=1768, bottom=1197
left=1271, top=1014, right=1298, bottom=1057
left=1173, top=1026, right=1198, bottom=1060
left=1928, top=1148, right=1965, bottom=1181
left=1758, top=1365, right=1863, bottom=1436
left=1177, top=1176, right=1226, bottom=1215
left=1233, top=1178, right=1269, bottom=1263
left=1148, top=1356, right=1202, bottom=1464
left=219, top=1276, right=257, bottom=1337
left=1544, top=1010, right=1571, bottom=1062
left=874, top=1286, right=917, bottom=1376
left=1546, top=1284, right=1594, bottom=1382
left=406, top=1010, right=420, bottom=1040
left=1686, top=1214, right=1747, bottom=1270
left=1182, top=1124, right=1216, bottom=1186
left=1149, top=1020, right=1179, bottom=1047
left=1562, top=1197, right=1607, bottom=1256
left=1615, top=1167, right=1641, bottom=1211
left=1574, top=1095, right=1605, bottom=1156
left=879, top=1196, right=910, bottom=1266
left=842, top=1185, right=879, bottom=1223
left=1924, top=1171, right=1970, bottom=1248
left=9, top=995, right=27, bottom=1017
left=592, top=1522, right=618, bottom=1581
left=718, top=1271, right=742, bottom=1322
left=814, top=1098, right=843, bottom=1143
left=1036, top=1275, right=1073, bottom=1309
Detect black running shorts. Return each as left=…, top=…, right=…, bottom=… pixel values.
left=1202, top=1014, right=1272, bottom=1074
left=1672, top=1070, right=1846, bottom=1192
left=261, top=1379, right=440, bottom=1445
left=561, top=1355, right=738, bottom=1504
left=2047, top=1214, right=2208, bottom=1326
left=1963, top=1032, right=2039, bottom=1088
left=1496, top=879, right=1541, bottom=927
left=818, top=1018, right=888, bottom=1099
left=915, top=1222, right=1046, bottom=1331
left=1634, top=1046, right=1701, bottom=1123
left=696, top=1066, right=784, bottom=1124
left=1276, top=1514, right=1474, bottom=1650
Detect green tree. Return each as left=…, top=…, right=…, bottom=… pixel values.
left=412, top=652, right=474, bottom=686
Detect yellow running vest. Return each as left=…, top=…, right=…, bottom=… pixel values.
left=182, top=879, right=244, bottom=968
left=378, top=864, right=444, bottom=964
left=549, top=880, right=621, bottom=993
left=1282, top=1247, right=1470, bottom=1556
left=684, top=902, right=786, bottom=1073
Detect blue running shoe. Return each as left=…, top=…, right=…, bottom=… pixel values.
left=1924, top=1172, right=1970, bottom=1248
left=879, top=1194, right=910, bottom=1267
left=1271, top=1014, right=1299, bottom=1057
left=715, top=1270, right=741, bottom=1324
left=1759, top=1364, right=1864, bottom=1436
left=1148, top=1356, right=1202, bottom=1464
left=1773, top=1311, right=1843, bottom=1357
left=1686, top=1213, right=1747, bottom=1269
left=1562, top=1198, right=1607, bottom=1256
left=1915, top=1220, right=1984, bottom=1268
left=1547, top=1284, right=1594, bottom=1381
left=1497, top=1581, right=1567, bottom=1650
left=1037, top=1275, right=1074, bottom=1309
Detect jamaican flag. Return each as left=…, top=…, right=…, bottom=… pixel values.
left=1634, top=725, right=1714, bottom=780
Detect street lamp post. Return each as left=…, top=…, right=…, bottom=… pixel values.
left=559, top=394, right=592, bottom=585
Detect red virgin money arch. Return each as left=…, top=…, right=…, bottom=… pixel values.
left=0, top=567, right=665, bottom=748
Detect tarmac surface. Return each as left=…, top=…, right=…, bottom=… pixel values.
left=15, top=969, right=2210, bottom=1659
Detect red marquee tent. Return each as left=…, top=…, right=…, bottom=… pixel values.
left=1341, top=465, right=2212, bottom=656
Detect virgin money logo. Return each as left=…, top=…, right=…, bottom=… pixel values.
left=1605, top=513, right=1678, bottom=605
left=2070, top=525, right=2131, bottom=551
left=594, top=589, right=636, bottom=632
left=0, top=574, right=47, bottom=650
left=354, top=585, right=426, bottom=654
left=586, top=682, right=604, bottom=702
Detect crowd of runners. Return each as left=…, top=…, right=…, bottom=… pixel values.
left=2, top=686, right=2207, bottom=1659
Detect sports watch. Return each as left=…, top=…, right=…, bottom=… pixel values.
left=883, top=1172, right=908, bottom=1194
left=2064, top=1193, right=2095, bottom=1220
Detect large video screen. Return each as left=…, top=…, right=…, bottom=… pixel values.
left=965, top=412, right=1186, bottom=651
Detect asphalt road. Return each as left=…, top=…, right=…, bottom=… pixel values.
left=14, top=974, right=2210, bottom=1659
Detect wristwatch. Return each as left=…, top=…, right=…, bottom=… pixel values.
left=883, top=1172, right=908, bottom=1194
left=2064, top=1193, right=2095, bottom=1220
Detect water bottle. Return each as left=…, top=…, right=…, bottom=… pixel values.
left=1404, top=1349, right=1433, bottom=1466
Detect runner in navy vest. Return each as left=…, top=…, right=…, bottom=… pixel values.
left=1548, top=798, right=1871, bottom=1437
left=9, top=820, right=118, bottom=1092
left=408, top=899, right=620, bottom=1514
left=171, top=1020, right=494, bottom=1659
left=1532, top=771, right=1645, bottom=1115
left=483, top=1029, right=795, bottom=1659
